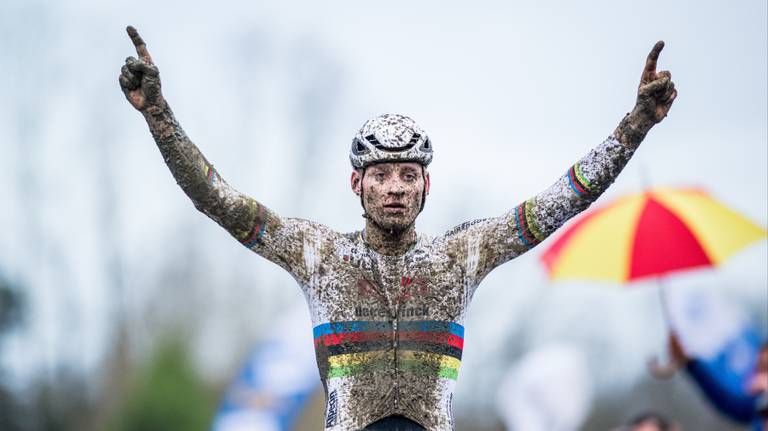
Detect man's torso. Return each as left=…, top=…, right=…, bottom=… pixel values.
left=300, top=230, right=479, bottom=430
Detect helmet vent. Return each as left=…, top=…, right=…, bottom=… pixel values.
left=409, top=133, right=421, bottom=146
left=368, top=133, right=417, bottom=152
left=365, top=134, right=381, bottom=147
left=352, top=137, right=370, bottom=155
left=420, top=138, right=432, bottom=152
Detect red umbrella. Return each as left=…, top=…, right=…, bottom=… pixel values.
left=541, top=187, right=766, bottom=282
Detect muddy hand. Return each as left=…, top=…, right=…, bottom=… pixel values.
left=635, top=41, right=677, bottom=124
left=119, top=26, right=162, bottom=111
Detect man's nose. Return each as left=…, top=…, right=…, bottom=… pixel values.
left=386, top=179, right=406, bottom=195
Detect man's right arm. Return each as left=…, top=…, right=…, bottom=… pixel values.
left=119, top=26, right=309, bottom=276
left=141, top=100, right=276, bottom=248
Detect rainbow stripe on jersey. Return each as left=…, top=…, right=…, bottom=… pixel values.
left=313, top=320, right=464, bottom=381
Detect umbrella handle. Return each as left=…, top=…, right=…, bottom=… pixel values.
left=657, top=277, right=671, bottom=325
left=651, top=279, right=685, bottom=379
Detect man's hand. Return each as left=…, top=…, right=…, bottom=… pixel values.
left=119, top=26, right=162, bottom=111
left=634, top=41, right=677, bottom=124
left=614, top=41, right=677, bottom=144
left=648, top=333, right=688, bottom=379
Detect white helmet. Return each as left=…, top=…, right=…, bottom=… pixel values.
left=350, top=114, right=433, bottom=169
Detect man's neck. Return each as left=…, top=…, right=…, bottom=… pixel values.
left=363, top=219, right=417, bottom=256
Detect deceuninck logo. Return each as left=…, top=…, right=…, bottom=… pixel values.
left=354, top=305, right=429, bottom=318
left=325, top=389, right=338, bottom=428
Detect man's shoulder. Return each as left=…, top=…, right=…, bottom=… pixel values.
left=282, top=217, right=349, bottom=239
left=341, top=230, right=361, bottom=243
left=441, top=218, right=497, bottom=238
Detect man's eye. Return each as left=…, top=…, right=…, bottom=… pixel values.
left=404, top=175, right=416, bottom=182
left=375, top=173, right=386, bottom=180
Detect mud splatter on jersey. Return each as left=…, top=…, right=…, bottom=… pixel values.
left=143, top=100, right=641, bottom=430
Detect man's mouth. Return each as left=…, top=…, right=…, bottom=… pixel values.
left=383, top=203, right=406, bottom=212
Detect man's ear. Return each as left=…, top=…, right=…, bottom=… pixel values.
left=351, top=169, right=362, bottom=195
left=424, top=170, right=431, bottom=196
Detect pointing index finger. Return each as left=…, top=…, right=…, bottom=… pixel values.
left=642, top=40, right=664, bottom=82
left=126, top=25, right=153, bottom=64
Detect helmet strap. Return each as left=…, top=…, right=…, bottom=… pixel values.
left=359, top=167, right=370, bottom=220
left=418, top=165, right=427, bottom=214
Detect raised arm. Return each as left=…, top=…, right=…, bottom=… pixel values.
left=447, top=41, right=677, bottom=287
left=118, top=26, right=314, bottom=277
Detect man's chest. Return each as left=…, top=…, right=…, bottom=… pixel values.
left=307, top=243, right=468, bottom=323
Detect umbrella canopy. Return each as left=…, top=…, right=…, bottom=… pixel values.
left=541, top=187, right=766, bottom=282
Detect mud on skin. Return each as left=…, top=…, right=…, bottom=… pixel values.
left=139, top=104, right=643, bottom=429
left=122, top=27, right=673, bottom=430
left=134, top=97, right=653, bottom=430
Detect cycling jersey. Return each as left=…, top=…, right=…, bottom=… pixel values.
left=142, top=101, right=641, bottom=430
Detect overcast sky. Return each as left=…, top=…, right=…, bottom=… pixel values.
left=1, top=0, right=765, bottom=427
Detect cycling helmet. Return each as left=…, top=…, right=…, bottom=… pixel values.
left=350, top=114, right=433, bottom=169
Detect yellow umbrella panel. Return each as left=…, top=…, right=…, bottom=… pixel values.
left=541, top=188, right=767, bottom=282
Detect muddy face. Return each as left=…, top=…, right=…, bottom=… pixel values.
left=352, top=162, right=429, bottom=233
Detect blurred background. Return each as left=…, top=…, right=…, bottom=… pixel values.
left=0, top=0, right=766, bottom=430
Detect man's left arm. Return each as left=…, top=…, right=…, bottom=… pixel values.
left=454, top=41, right=677, bottom=285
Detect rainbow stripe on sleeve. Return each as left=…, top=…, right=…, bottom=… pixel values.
left=313, top=320, right=464, bottom=381
left=514, top=199, right=545, bottom=247
left=203, top=163, right=219, bottom=185
left=241, top=204, right=266, bottom=249
left=567, top=163, right=593, bottom=197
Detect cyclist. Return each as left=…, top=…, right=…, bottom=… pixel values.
left=120, top=26, right=676, bottom=431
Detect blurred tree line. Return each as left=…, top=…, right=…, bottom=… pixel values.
left=1, top=2, right=343, bottom=429
left=106, top=337, right=215, bottom=431
left=1, top=273, right=25, bottom=430
left=1, top=271, right=217, bottom=431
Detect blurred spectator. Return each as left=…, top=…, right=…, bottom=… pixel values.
left=495, top=344, right=593, bottom=431
left=620, top=411, right=680, bottom=431
left=211, top=302, right=318, bottom=431
left=658, top=333, right=767, bottom=431
left=649, top=286, right=767, bottom=430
